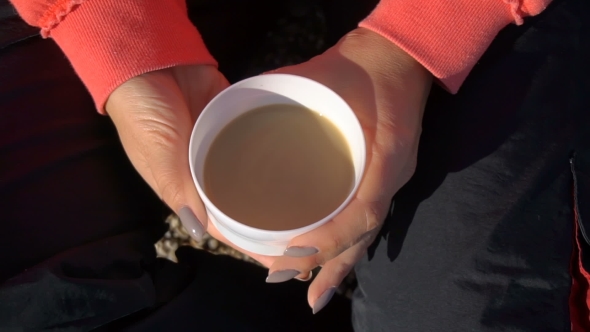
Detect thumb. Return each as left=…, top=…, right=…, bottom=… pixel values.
left=106, top=70, right=208, bottom=241
left=148, top=127, right=208, bottom=242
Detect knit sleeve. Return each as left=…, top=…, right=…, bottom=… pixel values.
left=9, top=0, right=216, bottom=112
left=359, top=0, right=552, bottom=93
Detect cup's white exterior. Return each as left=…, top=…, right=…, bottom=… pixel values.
left=188, top=74, right=366, bottom=256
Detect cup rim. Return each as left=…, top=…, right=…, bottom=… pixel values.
left=188, top=73, right=366, bottom=236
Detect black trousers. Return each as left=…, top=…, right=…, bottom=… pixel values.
left=352, top=0, right=590, bottom=330
left=1, top=0, right=589, bottom=331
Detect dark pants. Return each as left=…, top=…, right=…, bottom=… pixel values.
left=352, top=0, right=590, bottom=330
left=1, top=0, right=589, bottom=331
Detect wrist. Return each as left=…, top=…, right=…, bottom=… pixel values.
left=337, top=28, right=432, bottom=119
left=50, top=0, right=216, bottom=113
left=339, top=28, right=432, bottom=85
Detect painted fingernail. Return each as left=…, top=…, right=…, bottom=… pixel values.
left=178, top=206, right=205, bottom=242
left=295, top=271, right=313, bottom=282
left=312, top=287, right=337, bottom=314
left=283, top=246, right=319, bottom=257
left=266, top=269, right=300, bottom=283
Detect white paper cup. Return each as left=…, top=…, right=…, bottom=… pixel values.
left=188, top=74, right=366, bottom=256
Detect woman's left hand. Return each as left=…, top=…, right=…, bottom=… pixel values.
left=265, top=28, right=432, bottom=313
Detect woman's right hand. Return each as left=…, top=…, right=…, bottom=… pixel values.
left=263, top=28, right=432, bottom=313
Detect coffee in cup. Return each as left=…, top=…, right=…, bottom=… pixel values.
left=188, top=74, right=366, bottom=256
left=203, top=103, right=355, bottom=231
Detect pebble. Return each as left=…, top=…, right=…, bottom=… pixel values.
left=207, top=238, right=219, bottom=250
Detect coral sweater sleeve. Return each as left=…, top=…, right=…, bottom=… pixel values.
left=9, top=0, right=553, bottom=112
left=8, top=0, right=216, bottom=112
left=359, top=0, right=552, bottom=93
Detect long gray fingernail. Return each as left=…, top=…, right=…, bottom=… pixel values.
left=283, top=246, right=319, bottom=257
left=178, top=206, right=205, bottom=241
left=266, top=269, right=300, bottom=283
left=312, top=287, right=337, bottom=314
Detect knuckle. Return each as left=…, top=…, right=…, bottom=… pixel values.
left=156, top=174, right=183, bottom=206
left=313, top=234, right=352, bottom=267
left=363, top=203, right=383, bottom=233
left=328, top=231, right=345, bottom=252
left=313, top=255, right=326, bottom=267
left=144, top=128, right=180, bottom=151
left=334, top=261, right=354, bottom=277
left=312, top=248, right=332, bottom=267
left=138, top=116, right=183, bottom=148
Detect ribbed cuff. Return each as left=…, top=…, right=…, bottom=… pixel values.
left=50, top=0, right=216, bottom=112
left=359, top=0, right=515, bottom=93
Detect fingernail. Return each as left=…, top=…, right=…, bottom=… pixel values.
left=295, top=271, right=313, bottom=282
left=284, top=246, right=319, bottom=257
left=178, top=206, right=205, bottom=241
left=266, top=269, right=300, bottom=283
left=312, top=287, right=337, bottom=314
